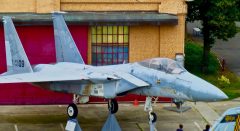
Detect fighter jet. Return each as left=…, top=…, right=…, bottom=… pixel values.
left=0, top=14, right=228, bottom=122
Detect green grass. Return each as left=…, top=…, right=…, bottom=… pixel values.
left=185, top=40, right=240, bottom=99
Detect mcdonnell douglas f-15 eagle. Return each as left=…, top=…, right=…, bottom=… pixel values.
left=0, top=14, right=228, bottom=122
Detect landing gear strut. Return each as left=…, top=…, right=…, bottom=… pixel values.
left=65, top=103, right=82, bottom=131
left=108, top=99, right=118, bottom=114
left=145, top=96, right=158, bottom=131
left=173, top=99, right=183, bottom=109
left=67, top=95, right=79, bottom=119
left=165, top=99, right=191, bottom=113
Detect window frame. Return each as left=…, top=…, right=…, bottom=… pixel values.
left=91, top=26, right=129, bottom=66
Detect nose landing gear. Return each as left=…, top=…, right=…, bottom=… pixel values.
left=145, top=96, right=158, bottom=131
left=149, top=111, right=157, bottom=123
left=164, top=99, right=191, bottom=113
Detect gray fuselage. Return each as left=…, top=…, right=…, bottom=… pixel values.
left=32, top=61, right=227, bottom=102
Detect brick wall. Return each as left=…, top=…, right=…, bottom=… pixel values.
left=0, top=0, right=186, bottom=14
left=0, top=0, right=186, bottom=62
left=129, top=25, right=160, bottom=62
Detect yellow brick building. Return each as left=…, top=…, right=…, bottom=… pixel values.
left=0, top=0, right=187, bottom=64
left=0, top=0, right=187, bottom=104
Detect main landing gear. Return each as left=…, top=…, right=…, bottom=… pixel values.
left=65, top=96, right=119, bottom=130
left=66, top=95, right=89, bottom=119
left=103, top=99, right=121, bottom=131
left=66, top=102, right=81, bottom=131
left=66, top=98, right=119, bottom=119
left=108, top=99, right=118, bottom=114
left=67, top=98, right=119, bottom=118
left=67, top=103, right=78, bottom=119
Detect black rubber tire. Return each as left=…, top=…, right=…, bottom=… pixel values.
left=173, top=99, right=183, bottom=109
left=108, top=99, right=118, bottom=114
left=174, top=102, right=183, bottom=109
left=67, top=103, right=78, bottom=119
left=149, top=112, right=157, bottom=123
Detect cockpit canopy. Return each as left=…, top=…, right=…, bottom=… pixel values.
left=137, top=58, right=186, bottom=74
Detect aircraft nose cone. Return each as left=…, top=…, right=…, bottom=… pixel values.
left=203, top=82, right=228, bottom=101
left=193, top=75, right=228, bottom=101
left=179, top=72, right=228, bottom=101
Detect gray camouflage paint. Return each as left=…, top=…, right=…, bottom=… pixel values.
left=0, top=14, right=228, bottom=103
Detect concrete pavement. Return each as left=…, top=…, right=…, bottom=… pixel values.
left=191, top=102, right=220, bottom=125
left=0, top=103, right=206, bottom=131
left=212, top=32, right=240, bottom=75
left=0, top=100, right=239, bottom=131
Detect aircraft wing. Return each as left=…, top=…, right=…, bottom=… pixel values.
left=0, top=69, right=122, bottom=84
left=115, top=71, right=149, bottom=87
left=0, top=72, right=89, bottom=83
left=0, top=68, right=149, bottom=99
left=113, top=71, right=150, bottom=94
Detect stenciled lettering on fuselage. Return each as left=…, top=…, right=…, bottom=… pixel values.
left=12, top=59, right=24, bottom=67
left=91, top=84, right=104, bottom=97
left=220, top=114, right=240, bottom=123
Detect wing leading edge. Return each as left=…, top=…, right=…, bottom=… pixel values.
left=0, top=69, right=149, bottom=94
left=0, top=72, right=88, bottom=83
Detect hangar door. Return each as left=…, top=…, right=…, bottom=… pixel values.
left=0, top=25, right=88, bottom=104
left=89, top=25, right=171, bottom=103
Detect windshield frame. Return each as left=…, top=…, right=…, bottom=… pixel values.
left=137, top=58, right=186, bottom=74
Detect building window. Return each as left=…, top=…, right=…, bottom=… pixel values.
left=91, top=26, right=129, bottom=66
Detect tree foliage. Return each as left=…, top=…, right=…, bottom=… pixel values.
left=187, top=0, right=240, bottom=73
left=185, top=40, right=219, bottom=74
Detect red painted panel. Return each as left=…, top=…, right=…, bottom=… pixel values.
left=0, top=24, right=170, bottom=104
left=0, top=25, right=88, bottom=104
left=89, top=95, right=171, bottom=103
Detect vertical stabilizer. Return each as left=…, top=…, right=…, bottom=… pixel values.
left=2, top=16, right=33, bottom=75
left=52, top=13, right=85, bottom=64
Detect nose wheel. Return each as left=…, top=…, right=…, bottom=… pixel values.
left=67, top=103, right=78, bottom=119
left=145, top=96, right=158, bottom=131
left=108, top=99, right=118, bottom=114
left=149, top=111, right=157, bottom=123
left=173, top=99, right=184, bottom=109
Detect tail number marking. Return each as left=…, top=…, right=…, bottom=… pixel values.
left=13, top=60, right=24, bottom=67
